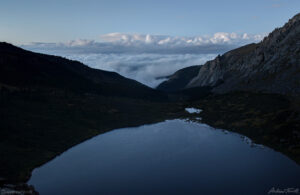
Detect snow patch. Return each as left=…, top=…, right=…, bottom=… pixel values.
left=185, top=107, right=202, bottom=114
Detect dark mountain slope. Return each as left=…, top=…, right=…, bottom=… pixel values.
left=157, top=65, right=201, bottom=92
left=0, top=42, right=165, bottom=100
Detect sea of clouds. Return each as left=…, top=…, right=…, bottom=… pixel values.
left=23, top=32, right=265, bottom=88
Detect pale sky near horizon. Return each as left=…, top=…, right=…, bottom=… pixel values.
left=1, top=0, right=300, bottom=44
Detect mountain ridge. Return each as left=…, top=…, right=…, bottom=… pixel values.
left=158, top=13, right=300, bottom=95
left=0, top=42, right=166, bottom=100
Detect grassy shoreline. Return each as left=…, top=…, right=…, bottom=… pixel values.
left=1, top=90, right=299, bottom=194
left=188, top=92, right=300, bottom=164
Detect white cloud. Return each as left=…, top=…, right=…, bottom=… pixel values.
left=100, top=32, right=264, bottom=46
left=65, top=39, right=95, bottom=47
left=25, top=32, right=265, bottom=55
left=22, top=32, right=265, bottom=88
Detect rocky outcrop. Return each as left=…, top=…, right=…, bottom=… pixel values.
left=186, top=13, right=300, bottom=95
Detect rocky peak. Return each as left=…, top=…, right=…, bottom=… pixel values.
left=263, top=13, right=300, bottom=44
left=185, top=13, right=300, bottom=95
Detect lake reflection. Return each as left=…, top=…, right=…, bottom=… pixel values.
left=28, top=120, right=300, bottom=195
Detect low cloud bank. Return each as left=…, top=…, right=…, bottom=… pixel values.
left=23, top=32, right=265, bottom=87
left=64, top=53, right=217, bottom=87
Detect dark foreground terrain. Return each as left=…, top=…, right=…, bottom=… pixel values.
left=0, top=89, right=186, bottom=184
left=1, top=88, right=300, bottom=194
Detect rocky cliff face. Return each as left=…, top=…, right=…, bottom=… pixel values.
left=186, top=13, right=300, bottom=95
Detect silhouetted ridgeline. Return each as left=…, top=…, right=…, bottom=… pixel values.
left=0, top=42, right=166, bottom=100
left=157, top=65, right=201, bottom=92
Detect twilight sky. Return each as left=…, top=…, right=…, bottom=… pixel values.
left=1, top=0, right=299, bottom=44
left=1, top=0, right=299, bottom=87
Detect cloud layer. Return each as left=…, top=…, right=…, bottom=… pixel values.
left=23, top=32, right=265, bottom=87
left=64, top=53, right=217, bottom=87
left=25, top=32, right=264, bottom=55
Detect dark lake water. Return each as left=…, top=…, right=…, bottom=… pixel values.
left=28, top=119, right=300, bottom=195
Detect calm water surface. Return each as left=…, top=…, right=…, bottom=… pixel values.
left=28, top=119, right=300, bottom=195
